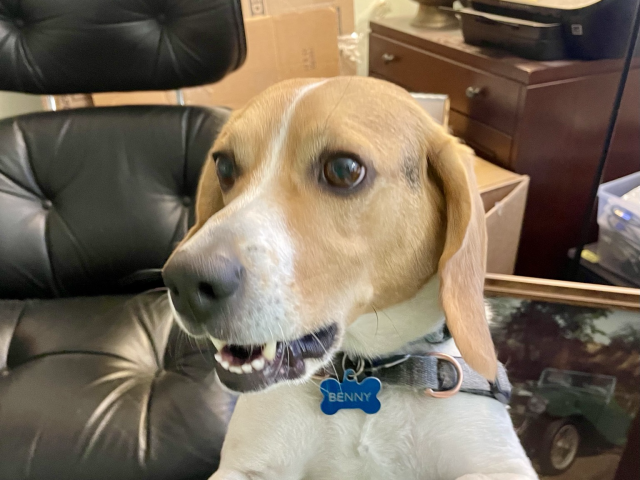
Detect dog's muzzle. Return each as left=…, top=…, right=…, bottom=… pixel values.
left=162, top=247, right=340, bottom=393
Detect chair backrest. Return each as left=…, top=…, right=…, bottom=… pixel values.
left=0, top=106, right=228, bottom=299
left=0, top=0, right=246, bottom=94
left=0, top=0, right=246, bottom=298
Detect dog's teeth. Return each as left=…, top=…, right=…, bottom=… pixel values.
left=220, top=360, right=230, bottom=370
left=263, top=341, right=277, bottom=361
left=241, top=363, right=253, bottom=373
left=210, top=337, right=227, bottom=351
left=229, top=366, right=243, bottom=374
left=214, top=353, right=222, bottom=363
left=251, top=358, right=265, bottom=371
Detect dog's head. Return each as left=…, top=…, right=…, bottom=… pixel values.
left=162, top=77, right=496, bottom=393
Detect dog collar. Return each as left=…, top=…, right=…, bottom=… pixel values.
left=318, top=322, right=510, bottom=405
left=319, top=352, right=511, bottom=405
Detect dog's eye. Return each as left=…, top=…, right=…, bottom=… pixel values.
left=322, top=156, right=365, bottom=189
left=214, top=153, right=237, bottom=190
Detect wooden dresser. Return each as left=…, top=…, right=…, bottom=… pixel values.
left=369, top=17, right=640, bottom=279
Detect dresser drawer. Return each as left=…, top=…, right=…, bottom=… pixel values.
left=369, top=34, right=522, bottom=136
left=449, top=110, right=513, bottom=169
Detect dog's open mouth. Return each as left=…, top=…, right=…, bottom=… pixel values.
left=211, top=323, right=339, bottom=393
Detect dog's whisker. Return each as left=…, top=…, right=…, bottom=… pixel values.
left=186, top=329, right=206, bottom=363
left=379, top=308, right=406, bottom=344
left=321, top=76, right=353, bottom=132
left=310, top=332, right=331, bottom=361
left=372, top=305, right=381, bottom=337
left=175, top=330, right=193, bottom=374
left=308, top=377, right=323, bottom=388
left=277, top=324, right=289, bottom=374
left=311, top=331, right=341, bottom=390
left=267, top=325, right=277, bottom=348
left=276, top=341, right=287, bottom=375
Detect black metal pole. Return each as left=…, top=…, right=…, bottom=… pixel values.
left=567, top=4, right=640, bottom=281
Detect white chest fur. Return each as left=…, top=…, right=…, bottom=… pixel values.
left=218, top=381, right=537, bottom=480
left=213, top=279, right=537, bottom=480
left=342, top=277, right=445, bottom=358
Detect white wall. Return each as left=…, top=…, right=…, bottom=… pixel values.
left=0, top=92, right=44, bottom=120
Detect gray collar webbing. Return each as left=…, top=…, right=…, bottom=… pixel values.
left=323, top=327, right=511, bottom=404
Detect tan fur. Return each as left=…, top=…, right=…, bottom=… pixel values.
left=429, top=138, right=497, bottom=379
left=189, top=157, right=225, bottom=238
left=180, top=76, right=497, bottom=379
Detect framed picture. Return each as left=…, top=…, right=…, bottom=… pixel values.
left=484, top=274, right=640, bottom=480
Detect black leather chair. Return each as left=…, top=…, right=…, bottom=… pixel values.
left=0, top=1, right=246, bottom=479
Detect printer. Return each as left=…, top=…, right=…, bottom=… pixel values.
left=455, top=0, right=639, bottom=60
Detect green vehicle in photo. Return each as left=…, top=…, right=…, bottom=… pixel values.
left=510, top=368, right=634, bottom=476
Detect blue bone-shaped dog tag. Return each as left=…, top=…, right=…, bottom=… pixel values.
left=320, top=369, right=381, bottom=415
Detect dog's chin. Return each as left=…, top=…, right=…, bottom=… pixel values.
left=211, top=323, right=341, bottom=394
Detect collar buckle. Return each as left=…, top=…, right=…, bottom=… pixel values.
left=424, top=352, right=463, bottom=399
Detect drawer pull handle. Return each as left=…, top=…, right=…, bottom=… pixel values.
left=381, top=53, right=396, bottom=64
left=465, top=86, right=482, bottom=98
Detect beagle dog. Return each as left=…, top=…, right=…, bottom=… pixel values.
left=162, top=77, right=538, bottom=480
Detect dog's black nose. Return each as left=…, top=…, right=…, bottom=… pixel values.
left=163, top=250, right=244, bottom=324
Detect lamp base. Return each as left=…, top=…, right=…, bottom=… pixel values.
left=411, top=5, right=458, bottom=29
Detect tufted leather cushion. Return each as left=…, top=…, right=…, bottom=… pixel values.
left=0, top=0, right=246, bottom=94
left=0, top=290, right=234, bottom=480
left=0, top=105, right=228, bottom=299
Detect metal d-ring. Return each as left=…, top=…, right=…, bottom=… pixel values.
left=342, top=355, right=366, bottom=379
left=424, top=352, right=463, bottom=399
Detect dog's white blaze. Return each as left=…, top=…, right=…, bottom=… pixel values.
left=178, top=80, right=330, bottom=343
left=186, top=80, right=329, bottom=235
left=262, top=79, right=329, bottom=184
left=232, top=80, right=329, bottom=340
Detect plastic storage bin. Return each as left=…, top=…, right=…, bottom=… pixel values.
left=597, top=171, right=640, bottom=285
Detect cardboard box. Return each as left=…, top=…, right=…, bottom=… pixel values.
left=43, top=94, right=94, bottom=111
left=93, top=91, right=177, bottom=107
left=182, top=8, right=340, bottom=110
left=410, top=93, right=449, bottom=126
left=475, top=157, right=529, bottom=275
left=241, top=0, right=354, bottom=34
left=88, top=8, right=341, bottom=110
left=412, top=93, right=528, bottom=275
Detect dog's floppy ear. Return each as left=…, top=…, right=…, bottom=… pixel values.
left=183, top=157, right=225, bottom=243
left=429, top=137, right=497, bottom=380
